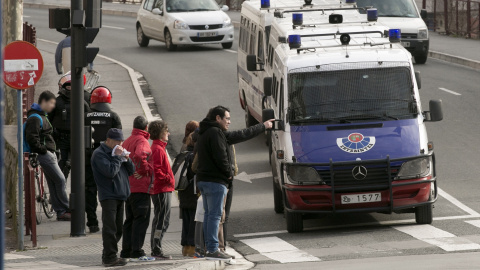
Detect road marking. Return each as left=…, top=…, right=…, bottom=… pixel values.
left=241, top=236, right=320, bottom=263
left=103, top=25, right=126, bottom=30
left=438, top=187, right=480, bottom=216
left=4, top=253, right=34, bottom=260
left=439, top=87, right=461, bottom=96
left=23, top=15, right=31, bottom=18
left=235, top=171, right=272, bottom=183
left=393, top=224, right=480, bottom=251
left=224, top=49, right=237, bottom=54
left=235, top=230, right=288, bottom=238
left=465, top=220, right=480, bottom=228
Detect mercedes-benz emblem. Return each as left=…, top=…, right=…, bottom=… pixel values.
left=352, top=166, right=368, bottom=180
left=205, top=25, right=209, bottom=30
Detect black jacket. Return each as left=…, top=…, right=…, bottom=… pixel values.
left=196, top=118, right=265, bottom=186
left=178, top=148, right=198, bottom=209
left=49, top=93, right=90, bottom=132
left=25, top=104, right=56, bottom=154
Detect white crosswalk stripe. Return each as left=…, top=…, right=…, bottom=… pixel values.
left=465, top=219, right=480, bottom=228
left=241, top=236, right=320, bottom=263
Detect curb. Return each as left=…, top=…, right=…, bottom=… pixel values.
left=429, top=50, right=480, bottom=70
left=171, top=260, right=226, bottom=270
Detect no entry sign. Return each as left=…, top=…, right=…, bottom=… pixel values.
left=3, top=41, right=44, bottom=90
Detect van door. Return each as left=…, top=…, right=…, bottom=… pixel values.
left=140, top=0, right=156, bottom=36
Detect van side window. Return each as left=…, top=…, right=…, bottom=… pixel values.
left=239, top=17, right=245, bottom=51
left=249, top=24, right=256, bottom=55
left=279, top=79, right=284, bottom=119
left=272, top=75, right=277, bottom=102
left=265, top=26, right=271, bottom=48
left=245, top=20, right=250, bottom=51
left=257, top=30, right=264, bottom=62
left=275, top=81, right=280, bottom=105
left=269, top=46, right=274, bottom=68
left=144, top=0, right=154, bottom=11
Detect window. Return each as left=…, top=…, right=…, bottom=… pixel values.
left=279, top=79, right=284, bottom=119
left=239, top=17, right=245, bottom=51
left=249, top=24, right=257, bottom=55
left=257, top=30, right=264, bottom=62
left=144, top=0, right=155, bottom=11
left=272, top=74, right=277, bottom=102
left=268, top=46, right=274, bottom=68
left=244, top=20, right=250, bottom=51
left=154, top=0, right=163, bottom=10
left=265, top=26, right=271, bottom=48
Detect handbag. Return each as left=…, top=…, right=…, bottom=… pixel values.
left=175, top=153, right=193, bottom=191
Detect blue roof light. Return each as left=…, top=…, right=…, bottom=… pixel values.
left=367, top=8, right=378, bottom=22
left=288, top=35, right=302, bottom=49
left=261, top=0, right=270, bottom=8
left=345, top=0, right=356, bottom=4
left=389, top=29, right=401, bottom=43
left=292, top=13, right=303, bottom=26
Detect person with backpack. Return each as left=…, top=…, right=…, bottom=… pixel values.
left=24, top=91, right=71, bottom=221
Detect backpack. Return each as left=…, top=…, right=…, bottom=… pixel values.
left=23, top=114, right=43, bottom=153
left=173, top=152, right=194, bottom=191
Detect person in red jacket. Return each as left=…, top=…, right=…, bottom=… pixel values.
left=149, top=120, right=175, bottom=260
left=120, top=116, right=155, bottom=262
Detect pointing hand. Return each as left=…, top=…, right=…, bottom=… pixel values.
left=264, top=119, right=275, bottom=130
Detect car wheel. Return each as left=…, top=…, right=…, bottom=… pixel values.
left=244, top=104, right=258, bottom=127
left=222, top=42, right=233, bottom=49
left=414, top=51, right=428, bottom=64
left=165, top=30, right=177, bottom=51
left=415, top=203, right=433, bottom=224
left=285, top=210, right=303, bottom=233
left=136, top=25, right=150, bottom=47
left=273, top=180, right=284, bottom=214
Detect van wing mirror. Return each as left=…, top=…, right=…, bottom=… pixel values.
left=263, top=109, right=275, bottom=123
left=152, top=8, right=163, bottom=15
left=246, top=55, right=264, bottom=71
left=264, top=77, right=273, bottom=96
left=425, top=99, right=443, bottom=122
left=415, top=71, right=421, bottom=89
left=420, top=9, right=427, bottom=20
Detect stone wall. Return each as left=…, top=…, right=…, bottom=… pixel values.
left=4, top=135, right=18, bottom=244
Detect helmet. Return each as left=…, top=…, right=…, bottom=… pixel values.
left=58, top=71, right=87, bottom=90
left=90, top=86, right=113, bottom=111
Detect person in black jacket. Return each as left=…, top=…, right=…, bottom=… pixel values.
left=25, top=91, right=71, bottom=221
left=196, top=106, right=273, bottom=261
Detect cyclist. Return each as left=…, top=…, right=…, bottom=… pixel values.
left=85, top=86, right=122, bottom=233
left=25, top=91, right=71, bottom=221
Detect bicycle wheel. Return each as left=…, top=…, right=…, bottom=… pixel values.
left=41, top=176, right=55, bottom=219
left=35, top=175, right=43, bottom=224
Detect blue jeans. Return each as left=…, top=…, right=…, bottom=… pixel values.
left=197, top=181, right=227, bottom=253
left=37, top=151, right=69, bottom=216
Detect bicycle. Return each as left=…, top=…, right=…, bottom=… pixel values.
left=29, top=153, right=55, bottom=224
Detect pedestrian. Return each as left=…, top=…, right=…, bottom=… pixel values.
left=24, top=91, right=71, bottom=221
left=149, top=120, right=175, bottom=260
left=91, top=128, right=134, bottom=267
left=120, top=116, right=155, bottom=262
left=196, top=106, right=273, bottom=260
left=55, top=35, right=71, bottom=75
left=84, top=86, right=122, bottom=233
left=178, top=132, right=198, bottom=257
left=180, top=120, right=199, bottom=153
left=49, top=72, right=90, bottom=179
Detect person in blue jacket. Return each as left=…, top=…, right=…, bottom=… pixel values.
left=55, top=36, right=71, bottom=75
left=91, top=128, right=135, bottom=267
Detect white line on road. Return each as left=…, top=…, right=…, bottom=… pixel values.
left=393, top=224, right=480, bottom=251
left=439, top=87, right=461, bottom=96
left=103, top=25, right=126, bottom=30
left=241, top=237, right=320, bottom=263
left=23, top=15, right=31, bottom=18
left=224, top=49, right=237, bottom=54
left=235, top=171, right=272, bottom=183
left=465, top=220, right=480, bottom=228
left=438, top=187, right=480, bottom=216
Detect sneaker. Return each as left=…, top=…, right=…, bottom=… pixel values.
left=130, top=256, right=155, bottom=262
left=205, top=250, right=232, bottom=261
left=89, top=226, right=100, bottom=233
left=151, top=253, right=172, bottom=260
left=193, top=252, right=205, bottom=259
left=221, top=251, right=235, bottom=260
left=102, top=258, right=128, bottom=267
left=57, top=212, right=71, bottom=221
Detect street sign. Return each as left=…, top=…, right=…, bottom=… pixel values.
left=3, top=41, right=44, bottom=90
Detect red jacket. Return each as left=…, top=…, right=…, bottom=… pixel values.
left=151, top=140, right=175, bottom=194
left=122, top=129, right=153, bottom=194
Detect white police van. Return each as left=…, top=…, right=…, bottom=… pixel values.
left=238, top=0, right=443, bottom=233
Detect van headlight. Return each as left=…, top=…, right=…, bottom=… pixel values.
left=223, top=18, right=232, bottom=28
left=286, top=166, right=323, bottom=183
left=396, top=157, right=431, bottom=179
left=418, top=28, right=428, bottom=39
left=174, top=20, right=189, bottom=30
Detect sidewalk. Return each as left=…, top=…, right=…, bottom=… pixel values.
left=428, top=32, right=480, bottom=69
left=3, top=40, right=232, bottom=270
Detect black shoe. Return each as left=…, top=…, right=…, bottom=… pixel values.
left=89, top=226, right=100, bottom=233
left=205, top=250, right=232, bottom=261
left=102, top=258, right=128, bottom=267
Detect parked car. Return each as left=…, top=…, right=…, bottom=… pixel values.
left=136, top=0, right=235, bottom=51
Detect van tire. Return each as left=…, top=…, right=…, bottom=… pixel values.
left=415, top=203, right=433, bottom=224
left=414, top=52, right=428, bottom=64
left=273, top=181, right=284, bottom=214
left=286, top=210, right=303, bottom=233
left=245, top=104, right=258, bottom=127
left=165, top=30, right=177, bottom=51
left=222, top=42, right=233, bottom=49
left=136, top=25, right=149, bottom=47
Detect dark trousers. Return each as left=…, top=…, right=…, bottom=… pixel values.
left=121, top=193, right=151, bottom=258
left=58, top=147, right=71, bottom=179
left=100, top=199, right=124, bottom=263
left=223, top=185, right=233, bottom=248
left=85, top=164, right=98, bottom=227
left=150, top=192, right=172, bottom=255
left=181, top=208, right=196, bottom=247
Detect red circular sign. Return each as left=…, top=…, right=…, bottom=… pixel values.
left=3, top=41, right=44, bottom=90
left=348, top=133, right=364, bottom=143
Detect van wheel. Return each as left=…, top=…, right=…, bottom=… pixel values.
left=415, top=203, right=433, bottom=224
left=414, top=52, right=428, bottom=64
left=165, top=30, right=177, bottom=51
left=286, top=210, right=303, bottom=233
left=273, top=181, right=284, bottom=214
left=137, top=25, right=149, bottom=47
left=222, top=42, right=233, bottom=49
left=245, top=104, right=258, bottom=127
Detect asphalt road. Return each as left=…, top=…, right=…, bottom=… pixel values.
left=25, top=8, right=480, bottom=268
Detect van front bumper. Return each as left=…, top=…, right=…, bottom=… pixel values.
left=402, top=38, right=429, bottom=56
left=170, top=26, right=234, bottom=45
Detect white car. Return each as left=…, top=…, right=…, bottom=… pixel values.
left=136, top=0, right=235, bottom=51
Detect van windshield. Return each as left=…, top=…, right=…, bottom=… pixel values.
left=288, top=66, right=417, bottom=124
left=166, top=0, right=219, bottom=12
left=356, top=0, right=419, bottom=18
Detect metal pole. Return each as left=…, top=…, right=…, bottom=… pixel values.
left=444, top=0, right=449, bottom=35
left=70, top=0, right=86, bottom=237
left=434, top=0, right=437, bottom=31
left=0, top=1, right=6, bottom=267
left=466, top=0, right=471, bottom=38
left=423, top=0, right=427, bottom=9
left=456, top=0, right=459, bottom=35
left=17, top=90, right=24, bottom=250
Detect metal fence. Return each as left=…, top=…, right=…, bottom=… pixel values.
left=423, top=0, right=480, bottom=38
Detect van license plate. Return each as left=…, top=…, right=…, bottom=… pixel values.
left=198, top=32, right=218, bottom=37
left=401, top=42, right=410, bottom=47
left=341, top=193, right=381, bottom=204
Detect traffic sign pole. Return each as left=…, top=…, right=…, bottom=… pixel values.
left=17, top=90, right=24, bottom=251
left=1, top=2, right=6, bottom=268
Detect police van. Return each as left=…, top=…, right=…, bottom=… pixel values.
left=237, top=0, right=443, bottom=233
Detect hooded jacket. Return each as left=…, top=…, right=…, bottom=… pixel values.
left=151, top=140, right=175, bottom=194
left=49, top=93, right=90, bottom=132
left=91, top=143, right=135, bottom=201
left=25, top=103, right=56, bottom=154
left=123, top=129, right=154, bottom=194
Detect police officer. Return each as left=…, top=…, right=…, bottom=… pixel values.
left=85, top=86, right=122, bottom=233
left=49, top=72, right=90, bottom=179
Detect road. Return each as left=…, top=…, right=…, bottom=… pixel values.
left=25, top=8, right=480, bottom=269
